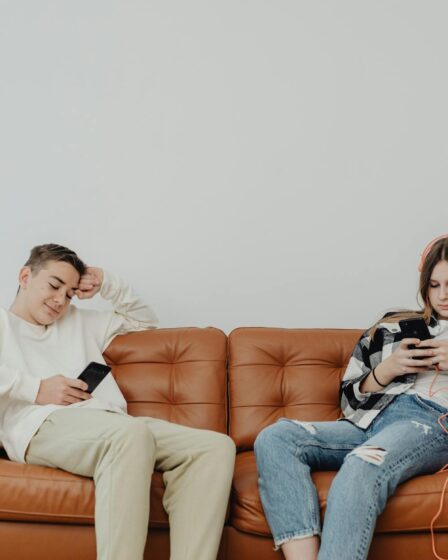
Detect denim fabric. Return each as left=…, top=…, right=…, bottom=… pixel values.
left=254, top=393, right=448, bottom=560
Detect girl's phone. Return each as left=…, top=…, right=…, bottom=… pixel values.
left=78, top=362, right=111, bottom=393
left=398, top=318, right=433, bottom=358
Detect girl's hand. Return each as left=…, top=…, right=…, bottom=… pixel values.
left=75, top=267, right=104, bottom=300
left=416, top=339, right=448, bottom=371
left=378, top=338, right=434, bottom=383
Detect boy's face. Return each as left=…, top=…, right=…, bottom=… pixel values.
left=18, top=260, right=81, bottom=326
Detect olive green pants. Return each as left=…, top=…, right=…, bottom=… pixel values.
left=25, top=409, right=236, bottom=560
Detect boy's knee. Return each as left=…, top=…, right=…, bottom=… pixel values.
left=114, top=418, right=156, bottom=458
left=199, top=432, right=236, bottom=472
left=208, top=432, right=236, bottom=459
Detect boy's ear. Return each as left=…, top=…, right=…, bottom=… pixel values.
left=18, top=266, right=32, bottom=289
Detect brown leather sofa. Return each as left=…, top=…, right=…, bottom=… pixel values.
left=0, top=326, right=447, bottom=559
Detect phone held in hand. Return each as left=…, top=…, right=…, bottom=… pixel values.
left=398, top=318, right=433, bottom=359
left=78, top=362, right=111, bottom=393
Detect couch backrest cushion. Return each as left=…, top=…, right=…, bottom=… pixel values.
left=104, top=327, right=228, bottom=434
left=228, top=327, right=362, bottom=450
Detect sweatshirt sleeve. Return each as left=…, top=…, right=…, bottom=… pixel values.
left=0, top=365, right=40, bottom=403
left=97, top=270, right=159, bottom=350
left=340, top=329, right=376, bottom=413
left=0, top=311, right=41, bottom=403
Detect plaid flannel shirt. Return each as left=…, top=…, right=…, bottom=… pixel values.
left=340, top=314, right=448, bottom=429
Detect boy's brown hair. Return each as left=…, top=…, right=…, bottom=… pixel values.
left=24, top=244, right=87, bottom=277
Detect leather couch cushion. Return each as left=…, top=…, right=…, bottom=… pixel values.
left=0, top=458, right=169, bottom=526
left=228, top=328, right=361, bottom=450
left=232, top=451, right=448, bottom=535
left=104, top=327, right=228, bottom=433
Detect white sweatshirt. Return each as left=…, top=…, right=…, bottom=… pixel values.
left=0, top=270, right=158, bottom=463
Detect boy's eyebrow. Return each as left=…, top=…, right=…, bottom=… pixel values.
left=49, top=275, right=78, bottom=291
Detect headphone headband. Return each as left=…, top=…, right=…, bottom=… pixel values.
left=418, top=234, right=448, bottom=272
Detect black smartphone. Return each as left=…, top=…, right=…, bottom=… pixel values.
left=398, top=318, right=433, bottom=359
left=78, top=362, right=111, bottom=393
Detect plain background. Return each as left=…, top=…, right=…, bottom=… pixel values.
left=1, top=1, right=447, bottom=333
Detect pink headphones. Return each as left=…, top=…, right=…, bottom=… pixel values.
left=418, top=234, right=448, bottom=272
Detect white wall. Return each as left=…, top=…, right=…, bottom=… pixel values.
left=1, top=1, right=447, bottom=332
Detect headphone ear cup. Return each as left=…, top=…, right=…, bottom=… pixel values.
left=418, top=235, right=448, bottom=272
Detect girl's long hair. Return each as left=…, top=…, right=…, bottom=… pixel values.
left=369, top=237, right=448, bottom=337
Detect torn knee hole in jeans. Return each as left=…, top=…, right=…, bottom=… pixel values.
left=291, top=421, right=317, bottom=435
left=348, top=445, right=387, bottom=466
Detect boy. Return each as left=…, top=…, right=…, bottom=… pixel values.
left=0, top=244, right=235, bottom=560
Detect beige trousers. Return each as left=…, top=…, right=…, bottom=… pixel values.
left=25, top=409, right=236, bottom=560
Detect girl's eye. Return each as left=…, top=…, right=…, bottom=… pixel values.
left=49, top=283, right=58, bottom=289
left=430, top=284, right=439, bottom=288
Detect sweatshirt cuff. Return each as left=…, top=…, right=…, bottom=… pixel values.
left=99, top=269, right=116, bottom=301
left=12, top=376, right=41, bottom=404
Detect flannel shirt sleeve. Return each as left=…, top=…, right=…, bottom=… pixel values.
left=340, top=329, right=376, bottom=413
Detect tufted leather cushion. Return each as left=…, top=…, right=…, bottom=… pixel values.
left=0, top=458, right=169, bottom=526
left=104, top=327, right=228, bottom=433
left=228, top=327, right=361, bottom=449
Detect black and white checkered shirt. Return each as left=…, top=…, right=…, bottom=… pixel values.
left=340, top=315, right=448, bottom=428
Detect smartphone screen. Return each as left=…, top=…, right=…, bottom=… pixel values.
left=78, top=362, right=111, bottom=393
left=398, top=318, right=433, bottom=359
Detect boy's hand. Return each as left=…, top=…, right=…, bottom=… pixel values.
left=75, top=267, right=104, bottom=300
left=36, top=375, right=91, bottom=405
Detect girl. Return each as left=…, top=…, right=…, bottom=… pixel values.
left=254, top=235, right=448, bottom=560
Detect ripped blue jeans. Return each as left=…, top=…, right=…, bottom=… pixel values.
left=254, top=393, right=448, bottom=560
